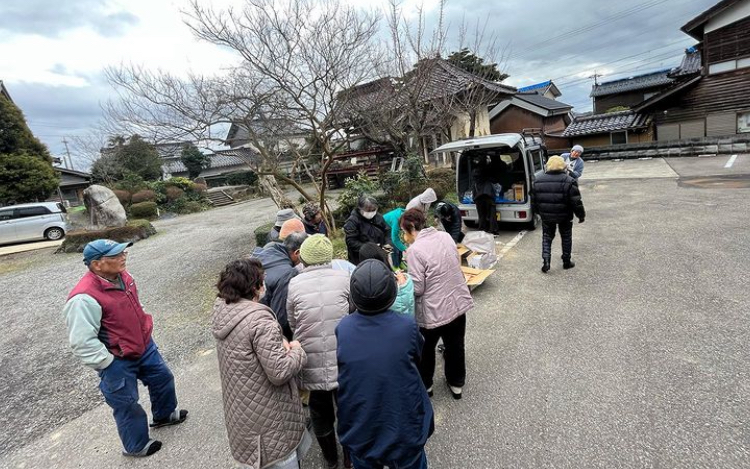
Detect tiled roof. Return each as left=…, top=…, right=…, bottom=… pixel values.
left=681, top=0, right=742, bottom=40
left=415, top=58, right=516, bottom=101
left=516, top=92, right=572, bottom=112
left=590, top=69, right=673, bottom=97
left=162, top=148, right=257, bottom=174
left=669, top=48, right=702, bottom=77
left=562, top=110, right=651, bottom=137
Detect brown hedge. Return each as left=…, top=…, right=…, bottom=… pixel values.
left=57, top=220, right=157, bottom=254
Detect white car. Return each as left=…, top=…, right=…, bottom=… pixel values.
left=0, top=202, right=69, bottom=245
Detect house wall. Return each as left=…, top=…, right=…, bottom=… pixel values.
left=704, top=15, right=750, bottom=65
left=653, top=68, right=750, bottom=138
left=450, top=106, right=491, bottom=140
left=570, top=129, right=652, bottom=148
left=490, top=107, right=569, bottom=135
left=594, top=88, right=666, bottom=114
left=704, top=1, right=750, bottom=34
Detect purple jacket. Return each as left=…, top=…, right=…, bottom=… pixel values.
left=405, top=227, right=474, bottom=329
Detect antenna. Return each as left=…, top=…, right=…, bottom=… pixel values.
left=589, top=70, right=602, bottom=86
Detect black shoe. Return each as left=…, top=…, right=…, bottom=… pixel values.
left=448, top=384, right=463, bottom=400
left=437, top=344, right=445, bottom=356
left=563, top=260, right=575, bottom=270
left=541, top=259, right=550, bottom=273
left=426, top=386, right=433, bottom=397
left=150, top=409, right=188, bottom=428
left=123, top=439, right=162, bottom=457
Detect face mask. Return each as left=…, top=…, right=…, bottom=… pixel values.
left=361, top=210, right=377, bottom=220
left=258, top=281, right=267, bottom=300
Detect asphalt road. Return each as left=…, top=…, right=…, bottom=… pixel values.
left=2, top=156, right=750, bottom=468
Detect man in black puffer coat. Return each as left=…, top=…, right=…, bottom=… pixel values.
left=532, top=155, right=586, bottom=273
left=343, top=196, right=391, bottom=265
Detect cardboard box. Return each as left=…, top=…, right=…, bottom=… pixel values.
left=462, top=266, right=495, bottom=289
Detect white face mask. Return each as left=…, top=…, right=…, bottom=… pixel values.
left=258, top=281, right=267, bottom=300
left=361, top=210, right=377, bottom=220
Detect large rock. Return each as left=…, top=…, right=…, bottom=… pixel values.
left=84, top=185, right=127, bottom=228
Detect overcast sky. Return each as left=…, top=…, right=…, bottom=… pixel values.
left=0, top=0, right=718, bottom=168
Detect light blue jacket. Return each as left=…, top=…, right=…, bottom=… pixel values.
left=391, top=274, right=415, bottom=317
left=561, top=153, right=584, bottom=179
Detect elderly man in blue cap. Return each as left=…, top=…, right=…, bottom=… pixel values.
left=62, top=239, right=188, bottom=457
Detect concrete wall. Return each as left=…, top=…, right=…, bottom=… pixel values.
left=580, top=134, right=750, bottom=160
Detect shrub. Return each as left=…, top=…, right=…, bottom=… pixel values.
left=175, top=200, right=204, bottom=214
left=166, top=186, right=185, bottom=202
left=164, top=176, right=195, bottom=192
left=426, top=167, right=455, bottom=201
left=254, top=221, right=275, bottom=247
left=57, top=219, right=157, bottom=253
left=131, top=189, right=157, bottom=204
left=130, top=201, right=158, bottom=219
left=113, top=172, right=148, bottom=194
left=193, top=182, right=208, bottom=194
left=226, top=170, right=258, bottom=187
left=113, top=189, right=132, bottom=206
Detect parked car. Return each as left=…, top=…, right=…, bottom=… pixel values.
left=0, top=202, right=69, bottom=245
left=431, top=133, right=547, bottom=230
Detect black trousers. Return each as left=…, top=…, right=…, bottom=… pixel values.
left=419, top=314, right=466, bottom=389
left=475, top=195, right=498, bottom=234
left=308, top=390, right=337, bottom=437
left=542, top=220, right=573, bottom=262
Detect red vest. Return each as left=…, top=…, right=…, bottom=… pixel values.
left=68, top=271, right=154, bottom=359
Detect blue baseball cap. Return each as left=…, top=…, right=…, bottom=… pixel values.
left=83, top=239, right=133, bottom=266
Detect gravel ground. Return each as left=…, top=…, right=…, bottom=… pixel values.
left=0, top=196, right=283, bottom=454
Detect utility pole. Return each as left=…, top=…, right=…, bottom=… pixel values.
left=589, top=70, right=602, bottom=113
left=62, top=137, right=75, bottom=170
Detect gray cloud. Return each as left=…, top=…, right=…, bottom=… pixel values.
left=432, top=0, right=717, bottom=110
left=0, top=0, right=138, bottom=38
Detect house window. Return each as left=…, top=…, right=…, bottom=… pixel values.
left=611, top=131, right=628, bottom=145
left=738, top=112, right=750, bottom=133
left=708, top=57, right=750, bottom=75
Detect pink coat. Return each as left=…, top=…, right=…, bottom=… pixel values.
left=405, top=227, right=474, bottom=329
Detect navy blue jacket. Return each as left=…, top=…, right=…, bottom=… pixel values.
left=336, top=310, right=434, bottom=461
left=254, top=243, right=298, bottom=334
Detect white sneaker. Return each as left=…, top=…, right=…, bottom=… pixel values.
left=448, top=385, right=462, bottom=400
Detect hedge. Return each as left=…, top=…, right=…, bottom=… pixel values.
left=130, top=201, right=158, bottom=219
left=56, top=219, right=157, bottom=254
left=131, top=189, right=157, bottom=204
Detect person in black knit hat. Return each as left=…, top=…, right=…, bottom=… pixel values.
left=335, top=260, right=434, bottom=469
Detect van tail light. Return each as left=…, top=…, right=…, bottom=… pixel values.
left=517, top=211, right=527, bottom=219
left=460, top=210, right=468, bottom=217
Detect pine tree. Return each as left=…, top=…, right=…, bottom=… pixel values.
left=447, top=49, right=508, bottom=82
left=180, top=143, right=211, bottom=179
left=0, top=96, right=59, bottom=204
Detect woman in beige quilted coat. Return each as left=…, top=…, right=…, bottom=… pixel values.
left=212, top=258, right=310, bottom=469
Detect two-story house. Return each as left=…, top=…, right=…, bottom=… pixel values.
left=636, top=0, right=750, bottom=140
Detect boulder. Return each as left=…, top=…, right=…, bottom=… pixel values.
left=84, top=185, right=127, bottom=228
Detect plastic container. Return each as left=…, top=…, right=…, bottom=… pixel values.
left=512, top=183, right=525, bottom=202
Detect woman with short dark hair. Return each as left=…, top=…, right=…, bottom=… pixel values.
left=212, top=258, right=310, bottom=469
left=343, top=196, right=390, bottom=265
left=400, top=208, right=474, bottom=400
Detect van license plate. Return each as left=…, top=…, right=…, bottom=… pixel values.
left=496, top=212, right=501, bottom=221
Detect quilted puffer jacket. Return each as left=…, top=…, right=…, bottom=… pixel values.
left=287, top=264, right=353, bottom=391
left=212, top=298, right=307, bottom=469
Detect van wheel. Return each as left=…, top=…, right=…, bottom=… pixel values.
left=463, top=220, right=478, bottom=229
left=45, top=227, right=65, bottom=240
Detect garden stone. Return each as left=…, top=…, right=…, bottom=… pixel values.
left=84, top=185, right=127, bottom=229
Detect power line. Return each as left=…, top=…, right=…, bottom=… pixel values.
left=507, top=0, right=675, bottom=59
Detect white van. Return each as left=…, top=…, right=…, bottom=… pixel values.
left=0, top=202, right=69, bottom=245
left=432, top=133, right=547, bottom=230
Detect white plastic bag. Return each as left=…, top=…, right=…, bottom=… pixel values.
left=462, top=231, right=496, bottom=254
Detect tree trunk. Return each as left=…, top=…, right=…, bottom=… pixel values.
left=258, top=174, right=293, bottom=208
left=468, top=109, right=477, bottom=137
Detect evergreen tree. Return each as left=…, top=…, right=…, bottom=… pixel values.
left=0, top=96, right=59, bottom=204
left=92, top=135, right=164, bottom=183
left=180, top=143, right=211, bottom=179
left=447, top=48, right=508, bottom=82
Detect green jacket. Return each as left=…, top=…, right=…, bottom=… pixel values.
left=383, top=208, right=407, bottom=252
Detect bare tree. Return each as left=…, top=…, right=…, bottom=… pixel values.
left=104, top=0, right=382, bottom=228
left=341, top=0, right=512, bottom=163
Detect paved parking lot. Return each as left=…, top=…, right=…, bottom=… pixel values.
left=2, top=157, right=750, bottom=468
